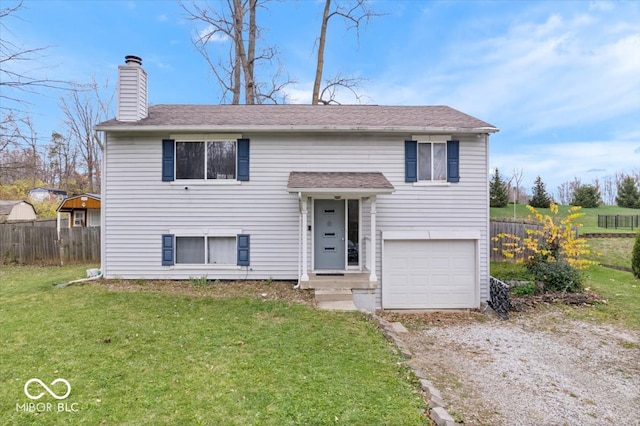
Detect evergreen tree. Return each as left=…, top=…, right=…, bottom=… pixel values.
left=490, top=168, right=509, bottom=208
left=632, top=231, right=640, bottom=279
left=615, top=176, right=640, bottom=209
left=529, top=175, right=551, bottom=208
left=570, top=185, right=601, bottom=208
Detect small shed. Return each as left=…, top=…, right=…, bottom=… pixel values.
left=56, top=194, right=101, bottom=234
left=0, top=200, right=37, bottom=222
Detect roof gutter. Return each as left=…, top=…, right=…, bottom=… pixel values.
left=94, top=124, right=499, bottom=134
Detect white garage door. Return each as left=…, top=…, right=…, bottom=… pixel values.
left=382, top=240, right=477, bottom=309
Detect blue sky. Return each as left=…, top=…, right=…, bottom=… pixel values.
left=4, top=0, right=640, bottom=196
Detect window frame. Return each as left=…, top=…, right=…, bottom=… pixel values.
left=418, top=141, right=447, bottom=182
left=174, top=139, right=237, bottom=181
left=174, top=235, right=238, bottom=266
left=165, top=228, right=246, bottom=269
left=73, top=210, right=85, bottom=227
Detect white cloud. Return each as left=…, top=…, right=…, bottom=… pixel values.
left=197, top=25, right=229, bottom=44
left=491, top=140, right=640, bottom=193
left=157, top=14, right=168, bottom=22
left=368, top=4, right=640, bottom=137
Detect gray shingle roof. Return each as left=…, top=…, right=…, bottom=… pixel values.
left=97, top=104, right=497, bottom=132
left=287, top=172, right=394, bottom=191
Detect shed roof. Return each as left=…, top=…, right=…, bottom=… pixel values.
left=0, top=200, right=34, bottom=215
left=56, top=193, right=101, bottom=212
left=96, top=104, right=498, bottom=133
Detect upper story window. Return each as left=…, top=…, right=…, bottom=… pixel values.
left=163, top=137, right=249, bottom=182
left=176, top=141, right=236, bottom=180
left=404, top=139, right=459, bottom=183
left=418, top=142, right=446, bottom=181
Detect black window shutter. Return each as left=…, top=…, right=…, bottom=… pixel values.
left=162, top=139, right=175, bottom=181
left=237, top=234, right=250, bottom=266
left=237, top=139, right=250, bottom=181
left=161, top=234, right=174, bottom=266
left=447, top=140, right=460, bottom=183
left=405, top=140, right=417, bottom=182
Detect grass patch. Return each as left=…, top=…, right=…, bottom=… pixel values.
left=0, top=266, right=428, bottom=425
left=586, top=237, right=636, bottom=269
left=563, top=266, right=640, bottom=330
left=491, top=204, right=640, bottom=234
left=490, top=262, right=533, bottom=282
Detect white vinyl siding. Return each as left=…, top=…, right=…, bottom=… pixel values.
left=102, top=132, right=489, bottom=306
left=117, top=66, right=147, bottom=122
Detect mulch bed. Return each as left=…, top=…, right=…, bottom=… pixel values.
left=97, top=279, right=316, bottom=306
left=510, top=290, right=608, bottom=311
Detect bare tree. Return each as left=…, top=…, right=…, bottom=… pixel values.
left=1, top=1, right=76, bottom=112
left=556, top=182, right=571, bottom=205
left=60, top=79, right=113, bottom=193
left=46, top=131, right=78, bottom=189
left=312, top=0, right=377, bottom=105
left=510, top=168, right=524, bottom=204
left=180, top=0, right=290, bottom=104
left=602, top=175, right=616, bottom=205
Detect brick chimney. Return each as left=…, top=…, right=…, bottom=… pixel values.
left=117, top=55, right=148, bottom=122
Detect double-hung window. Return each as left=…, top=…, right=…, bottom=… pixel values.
left=176, top=140, right=236, bottom=180
left=418, top=142, right=447, bottom=181
left=405, top=139, right=459, bottom=183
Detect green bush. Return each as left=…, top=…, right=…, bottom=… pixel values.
left=632, top=231, right=640, bottom=279
left=528, top=260, right=584, bottom=292
left=490, top=262, right=534, bottom=281
left=510, top=282, right=536, bottom=296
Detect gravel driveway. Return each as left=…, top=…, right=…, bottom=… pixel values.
left=385, top=309, right=640, bottom=425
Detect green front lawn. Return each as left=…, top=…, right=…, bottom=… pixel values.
left=0, top=266, right=427, bottom=425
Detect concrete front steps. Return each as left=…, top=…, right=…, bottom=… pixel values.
left=301, top=273, right=375, bottom=311
left=315, top=289, right=358, bottom=311
left=300, top=272, right=374, bottom=290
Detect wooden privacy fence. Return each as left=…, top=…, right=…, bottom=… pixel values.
left=490, top=220, right=542, bottom=262
left=0, top=225, right=100, bottom=265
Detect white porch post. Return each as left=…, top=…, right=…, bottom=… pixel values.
left=369, top=196, right=378, bottom=282
left=301, top=196, right=309, bottom=281
left=56, top=212, right=61, bottom=239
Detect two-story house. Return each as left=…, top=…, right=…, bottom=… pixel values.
left=96, top=55, right=498, bottom=311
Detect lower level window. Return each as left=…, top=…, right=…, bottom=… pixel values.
left=176, top=236, right=236, bottom=265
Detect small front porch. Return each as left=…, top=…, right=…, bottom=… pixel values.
left=287, top=171, right=395, bottom=311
